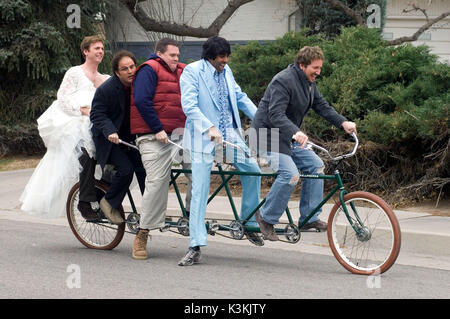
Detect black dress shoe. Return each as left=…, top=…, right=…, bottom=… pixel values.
left=300, top=220, right=328, bottom=232
left=245, top=232, right=264, bottom=246
left=77, top=201, right=99, bottom=221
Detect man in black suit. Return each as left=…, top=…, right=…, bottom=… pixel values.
left=90, top=50, right=145, bottom=224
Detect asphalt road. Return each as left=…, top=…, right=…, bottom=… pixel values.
left=1, top=218, right=449, bottom=299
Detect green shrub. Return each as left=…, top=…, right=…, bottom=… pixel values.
left=0, top=124, right=44, bottom=156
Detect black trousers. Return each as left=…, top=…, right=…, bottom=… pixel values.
left=104, top=143, right=146, bottom=209
left=78, top=148, right=97, bottom=203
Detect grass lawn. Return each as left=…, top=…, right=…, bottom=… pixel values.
left=0, top=156, right=41, bottom=171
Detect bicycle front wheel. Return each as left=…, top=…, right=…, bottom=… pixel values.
left=327, top=191, right=401, bottom=275
left=66, top=180, right=125, bottom=250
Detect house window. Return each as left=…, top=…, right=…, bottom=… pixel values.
left=382, top=32, right=393, bottom=40
left=418, top=33, right=431, bottom=41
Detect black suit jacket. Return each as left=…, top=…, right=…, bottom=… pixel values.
left=90, top=75, right=132, bottom=168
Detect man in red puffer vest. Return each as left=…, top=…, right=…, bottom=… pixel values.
left=130, top=38, right=192, bottom=260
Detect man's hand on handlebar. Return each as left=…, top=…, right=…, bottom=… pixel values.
left=293, top=131, right=309, bottom=149
left=209, top=126, right=223, bottom=144
left=108, top=132, right=120, bottom=144
left=156, top=130, right=169, bottom=144
left=342, top=121, right=357, bottom=135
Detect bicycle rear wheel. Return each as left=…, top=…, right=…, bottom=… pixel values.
left=66, top=180, right=125, bottom=250
left=327, top=191, right=401, bottom=275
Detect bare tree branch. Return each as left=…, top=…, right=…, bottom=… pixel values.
left=386, top=10, right=450, bottom=45
left=321, top=0, right=450, bottom=46
left=119, top=0, right=255, bottom=38
left=403, top=2, right=429, bottom=21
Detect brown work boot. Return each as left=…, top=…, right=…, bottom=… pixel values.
left=255, top=210, right=278, bottom=241
left=132, top=229, right=149, bottom=260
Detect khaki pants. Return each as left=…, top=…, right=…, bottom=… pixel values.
left=136, top=134, right=192, bottom=230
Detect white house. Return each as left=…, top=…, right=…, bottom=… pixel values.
left=110, top=0, right=450, bottom=63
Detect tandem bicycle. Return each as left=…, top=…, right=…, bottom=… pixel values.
left=66, top=133, right=401, bottom=275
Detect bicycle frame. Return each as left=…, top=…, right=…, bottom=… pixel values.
left=124, top=132, right=364, bottom=236
left=168, top=164, right=354, bottom=235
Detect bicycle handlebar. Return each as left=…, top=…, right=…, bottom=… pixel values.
left=118, top=139, right=184, bottom=151
left=118, top=138, right=249, bottom=159
left=294, top=132, right=359, bottom=161
left=123, top=132, right=359, bottom=162
left=222, top=140, right=251, bottom=159
left=119, top=139, right=139, bottom=150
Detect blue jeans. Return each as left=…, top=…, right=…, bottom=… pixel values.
left=260, top=143, right=324, bottom=225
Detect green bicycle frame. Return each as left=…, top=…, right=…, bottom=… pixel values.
left=168, top=163, right=363, bottom=234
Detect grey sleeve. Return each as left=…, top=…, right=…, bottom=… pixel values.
left=311, top=87, right=347, bottom=129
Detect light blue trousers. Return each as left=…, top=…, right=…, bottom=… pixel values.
left=188, top=143, right=261, bottom=248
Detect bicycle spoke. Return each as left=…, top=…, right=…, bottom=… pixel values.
left=67, top=181, right=124, bottom=249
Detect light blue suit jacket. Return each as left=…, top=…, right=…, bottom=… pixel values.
left=180, top=59, right=257, bottom=153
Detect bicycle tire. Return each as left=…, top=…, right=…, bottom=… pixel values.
left=66, top=180, right=125, bottom=250
left=327, top=191, right=401, bottom=275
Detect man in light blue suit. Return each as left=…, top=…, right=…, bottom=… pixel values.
left=178, top=36, right=263, bottom=266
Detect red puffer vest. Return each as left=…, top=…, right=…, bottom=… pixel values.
left=130, top=58, right=186, bottom=134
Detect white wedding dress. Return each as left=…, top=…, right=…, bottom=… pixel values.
left=20, top=65, right=109, bottom=218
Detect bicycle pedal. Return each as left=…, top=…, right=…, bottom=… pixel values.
left=86, top=218, right=102, bottom=223
left=95, top=208, right=106, bottom=219
left=207, top=221, right=219, bottom=232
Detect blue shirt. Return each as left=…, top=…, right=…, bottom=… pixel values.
left=206, top=61, right=235, bottom=140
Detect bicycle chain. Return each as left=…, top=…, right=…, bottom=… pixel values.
left=164, top=215, right=301, bottom=244
left=97, top=215, right=302, bottom=243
